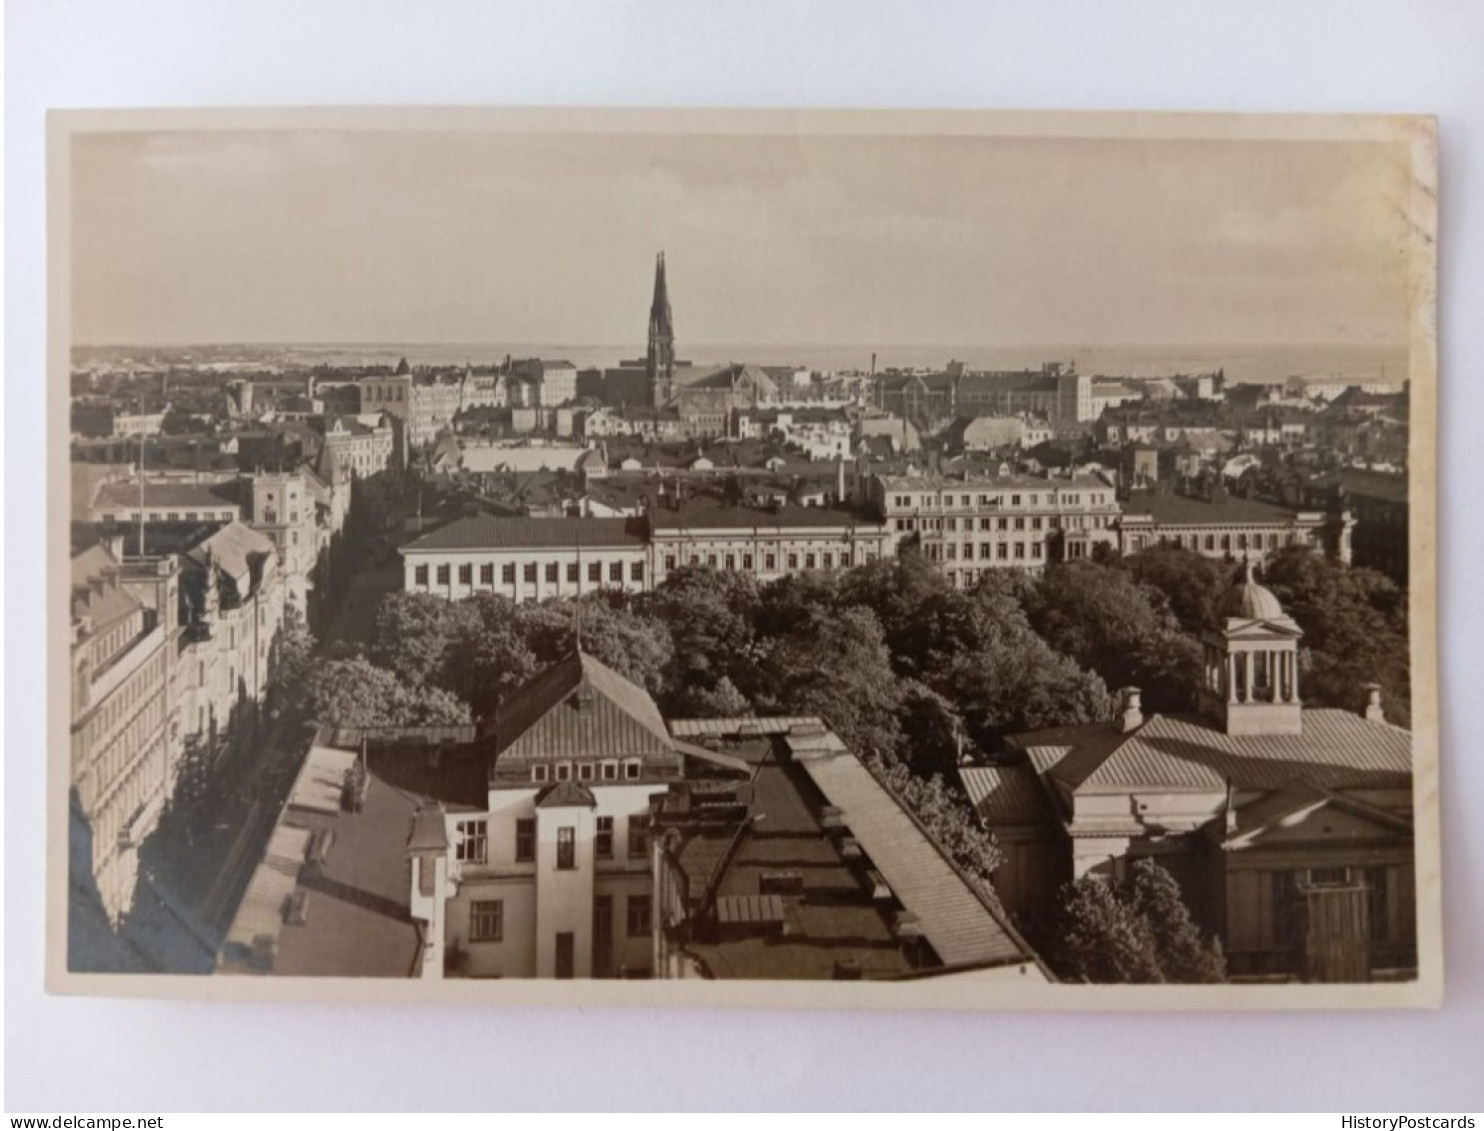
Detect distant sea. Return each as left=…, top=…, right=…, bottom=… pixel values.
left=73, top=341, right=1410, bottom=386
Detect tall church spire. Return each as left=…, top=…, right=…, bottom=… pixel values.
left=647, top=252, right=675, bottom=406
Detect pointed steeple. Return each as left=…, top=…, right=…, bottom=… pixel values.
left=647, top=251, right=675, bottom=406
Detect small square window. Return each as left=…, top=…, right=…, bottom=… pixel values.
left=531, top=764, right=549, bottom=783
left=578, top=762, right=595, bottom=781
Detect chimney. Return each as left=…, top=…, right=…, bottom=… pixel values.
left=1117, top=687, right=1144, bottom=733
left=1362, top=683, right=1385, bottom=723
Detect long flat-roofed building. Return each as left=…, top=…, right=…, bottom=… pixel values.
left=1116, top=487, right=1348, bottom=564
left=398, top=504, right=893, bottom=599
left=401, top=515, right=651, bottom=599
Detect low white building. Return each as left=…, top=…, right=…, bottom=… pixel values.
left=401, top=516, right=651, bottom=599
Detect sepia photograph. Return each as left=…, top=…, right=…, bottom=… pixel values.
left=48, top=107, right=1439, bottom=1007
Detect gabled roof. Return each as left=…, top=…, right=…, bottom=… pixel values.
left=183, top=521, right=276, bottom=586
left=958, top=763, right=1056, bottom=827
left=492, top=651, right=678, bottom=765
left=536, top=781, right=598, bottom=809
left=1013, top=710, right=1411, bottom=796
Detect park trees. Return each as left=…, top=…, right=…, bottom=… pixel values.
left=1024, top=560, right=1203, bottom=714
left=1051, top=859, right=1225, bottom=984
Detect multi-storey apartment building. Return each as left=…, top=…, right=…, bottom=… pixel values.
left=238, top=471, right=322, bottom=611
left=69, top=541, right=179, bottom=923
left=176, top=523, right=285, bottom=755
left=315, top=413, right=397, bottom=478
left=647, top=503, right=891, bottom=584
left=868, top=473, right=1121, bottom=584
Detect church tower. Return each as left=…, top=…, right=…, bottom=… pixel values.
left=1198, top=562, right=1305, bottom=736
left=647, top=252, right=675, bottom=407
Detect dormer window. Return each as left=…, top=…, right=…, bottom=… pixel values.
left=601, top=761, right=618, bottom=781
left=623, top=760, right=642, bottom=781
left=577, top=762, right=595, bottom=782
left=531, top=764, right=549, bottom=784
left=556, top=762, right=573, bottom=782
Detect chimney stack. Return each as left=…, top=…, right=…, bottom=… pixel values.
left=1117, top=687, right=1144, bottom=733
left=1362, top=683, right=1385, bottom=723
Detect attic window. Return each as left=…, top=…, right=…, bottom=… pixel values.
left=531, top=764, right=549, bottom=784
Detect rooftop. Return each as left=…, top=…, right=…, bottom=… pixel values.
left=648, top=503, right=875, bottom=532
left=94, top=479, right=240, bottom=512
left=664, top=724, right=1046, bottom=981
left=1120, top=491, right=1313, bottom=525
left=218, top=741, right=426, bottom=978
left=401, top=514, right=646, bottom=553
left=1012, top=708, right=1411, bottom=797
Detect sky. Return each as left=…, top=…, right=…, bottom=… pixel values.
left=69, top=124, right=1420, bottom=348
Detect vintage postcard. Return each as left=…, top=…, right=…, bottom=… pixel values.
left=47, top=107, right=1440, bottom=1009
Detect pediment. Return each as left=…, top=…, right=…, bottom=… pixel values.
left=1221, top=785, right=1411, bottom=850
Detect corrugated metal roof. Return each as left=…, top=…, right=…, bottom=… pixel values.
left=670, top=716, right=823, bottom=738
left=798, top=751, right=1033, bottom=969
left=957, top=764, right=1055, bottom=827
left=494, top=651, right=679, bottom=765
left=1024, top=710, right=1411, bottom=795
left=402, top=515, right=645, bottom=553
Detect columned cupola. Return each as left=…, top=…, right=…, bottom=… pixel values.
left=1198, top=562, right=1305, bottom=736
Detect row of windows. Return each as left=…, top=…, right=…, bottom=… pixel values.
left=456, top=815, right=649, bottom=867
left=1132, top=530, right=1304, bottom=553
left=467, top=893, right=652, bottom=944
left=889, top=491, right=1108, bottom=510
left=89, top=735, right=166, bottom=864
left=931, top=540, right=1044, bottom=562
left=414, top=559, right=644, bottom=587
left=102, top=509, right=238, bottom=524
left=78, top=643, right=163, bottom=738
left=662, top=549, right=858, bottom=573
left=530, top=759, right=645, bottom=784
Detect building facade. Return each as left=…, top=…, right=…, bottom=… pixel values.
left=1115, top=490, right=1347, bottom=565
left=996, top=570, right=1414, bottom=983
left=70, top=542, right=179, bottom=923
left=868, top=473, right=1121, bottom=582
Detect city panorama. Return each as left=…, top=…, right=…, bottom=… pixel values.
left=59, top=113, right=1430, bottom=996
